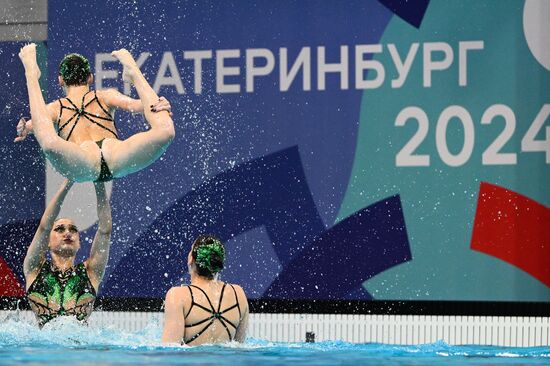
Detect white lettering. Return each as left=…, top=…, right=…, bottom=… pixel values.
left=216, top=49, right=241, bottom=93
left=388, top=43, right=419, bottom=88
left=95, top=53, right=118, bottom=90
left=153, top=51, right=185, bottom=94
left=355, top=44, right=384, bottom=89
left=458, top=41, right=484, bottom=86
left=184, top=50, right=213, bottom=94
left=317, top=45, right=349, bottom=90
left=280, top=47, right=311, bottom=91
left=246, top=48, right=275, bottom=92
left=423, top=42, right=453, bottom=87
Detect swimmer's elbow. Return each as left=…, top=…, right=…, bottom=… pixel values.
left=98, top=224, right=112, bottom=235
left=97, top=212, right=112, bottom=232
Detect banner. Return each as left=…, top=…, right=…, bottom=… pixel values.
left=1, top=0, right=548, bottom=302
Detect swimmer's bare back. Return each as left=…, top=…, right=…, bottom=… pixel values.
left=18, top=43, right=175, bottom=182
left=162, top=282, right=249, bottom=345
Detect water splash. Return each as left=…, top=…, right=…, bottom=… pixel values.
left=0, top=315, right=548, bottom=360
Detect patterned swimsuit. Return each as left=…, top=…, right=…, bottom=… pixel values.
left=56, top=90, right=118, bottom=182
left=27, top=261, right=96, bottom=327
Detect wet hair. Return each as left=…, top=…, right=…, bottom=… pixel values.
left=53, top=217, right=76, bottom=226
left=191, top=235, right=225, bottom=279
left=58, top=53, right=91, bottom=86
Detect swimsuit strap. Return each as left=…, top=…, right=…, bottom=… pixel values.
left=57, top=96, right=83, bottom=141
left=217, top=283, right=227, bottom=313
left=81, top=90, right=118, bottom=137
left=94, top=90, right=114, bottom=119
left=188, top=285, right=216, bottom=313
left=229, top=284, right=241, bottom=318
left=184, top=314, right=233, bottom=345
left=57, top=98, right=79, bottom=134
left=184, top=285, right=218, bottom=320
left=56, top=91, right=118, bottom=141
left=81, top=90, right=92, bottom=110
left=80, top=114, right=119, bottom=137
left=64, top=96, right=78, bottom=110
left=184, top=318, right=217, bottom=344
left=65, top=114, right=82, bottom=141
left=183, top=283, right=240, bottom=344
left=82, top=91, right=114, bottom=121
left=57, top=111, right=78, bottom=133
left=184, top=286, right=195, bottom=318
left=57, top=99, right=64, bottom=124
left=212, top=284, right=234, bottom=340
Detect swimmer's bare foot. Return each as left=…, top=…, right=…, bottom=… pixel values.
left=111, top=49, right=139, bottom=84
left=19, top=43, right=41, bottom=79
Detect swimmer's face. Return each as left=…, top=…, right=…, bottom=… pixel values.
left=49, top=218, right=80, bottom=257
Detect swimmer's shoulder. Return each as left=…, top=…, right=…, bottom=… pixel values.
left=95, top=88, right=112, bottom=98
left=226, top=283, right=248, bottom=303
left=164, top=286, right=190, bottom=306
left=95, top=88, right=115, bottom=105
left=168, top=285, right=200, bottom=298
left=46, top=101, right=60, bottom=122
left=166, top=285, right=190, bottom=297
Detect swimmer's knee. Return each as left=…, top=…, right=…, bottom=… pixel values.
left=164, top=119, right=176, bottom=140
left=166, top=125, right=175, bottom=143
left=156, top=122, right=175, bottom=145
left=41, top=138, right=58, bottom=155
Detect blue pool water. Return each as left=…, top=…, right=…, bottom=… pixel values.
left=0, top=317, right=548, bottom=366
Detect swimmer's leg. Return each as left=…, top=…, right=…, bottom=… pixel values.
left=106, top=49, right=175, bottom=178
left=19, top=44, right=99, bottom=182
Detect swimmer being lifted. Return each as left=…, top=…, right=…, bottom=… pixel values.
left=17, top=44, right=175, bottom=182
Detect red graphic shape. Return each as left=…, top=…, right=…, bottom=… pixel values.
left=471, top=182, right=550, bottom=288
left=0, top=256, right=25, bottom=297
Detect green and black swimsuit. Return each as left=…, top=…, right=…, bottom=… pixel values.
left=27, top=261, right=96, bottom=328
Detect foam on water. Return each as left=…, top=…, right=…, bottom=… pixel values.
left=0, top=315, right=548, bottom=363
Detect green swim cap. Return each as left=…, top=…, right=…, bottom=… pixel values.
left=194, top=237, right=225, bottom=274
left=59, top=53, right=91, bottom=86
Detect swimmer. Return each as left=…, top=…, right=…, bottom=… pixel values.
left=162, top=235, right=249, bottom=345
left=17, top=43, right=175, bottom=182
left=24, top=179, right=111, bottom=327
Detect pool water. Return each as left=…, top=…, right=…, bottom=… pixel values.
left=0, top=317, right=548, bottom=366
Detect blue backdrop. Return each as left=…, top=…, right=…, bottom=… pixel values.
left=4, top=1, right=546, bottom=303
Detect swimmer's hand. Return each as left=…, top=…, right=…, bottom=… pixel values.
left=14, top=117, right=33, bottom=142
left=151, top=97, right=173, bottom=116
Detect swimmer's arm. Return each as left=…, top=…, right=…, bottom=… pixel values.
left=100, top=88, right=143, bottom=113
left=23, top=179, right=73, bottom=283
left=14, top=102, right=58, bottom=142
left=234, top=286, right=249, bottom=342
left=162, top=287, right=186, bottom=344
left=100, top=89, right=172, bottom=114
left=86, top=181, right=112, bottom=291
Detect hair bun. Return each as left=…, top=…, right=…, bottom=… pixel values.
left=195, top=239, right=225, bottom=274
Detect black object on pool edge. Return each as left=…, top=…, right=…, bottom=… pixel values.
left=305, top=332, right=315, bottom=343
